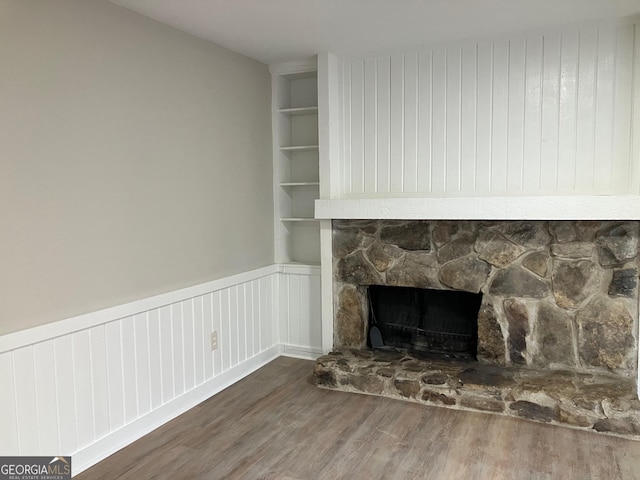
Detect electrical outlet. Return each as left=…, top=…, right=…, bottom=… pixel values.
left=211, top=331, right=218, bottom=351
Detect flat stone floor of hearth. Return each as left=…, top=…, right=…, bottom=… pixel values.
left=313, top=348, right=640, bottom=439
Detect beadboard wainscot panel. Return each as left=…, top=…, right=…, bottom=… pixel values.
left=338, top=20, right=638, bottom=197
left=279, top=264, right=323, bottom=359
left=0, top=351, right=18, bottom=454
left=0, top=265, right=325, bottom=476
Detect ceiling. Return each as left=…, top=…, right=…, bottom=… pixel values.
left=110, top=0, right=640, bottom=65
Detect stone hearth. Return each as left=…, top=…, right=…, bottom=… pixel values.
left=314, top=349, right=640, bottom=438
left=315, top=219, right=640, bottom=437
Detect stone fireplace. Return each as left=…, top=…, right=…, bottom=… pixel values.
left=314, top=219, right=640, bottom=437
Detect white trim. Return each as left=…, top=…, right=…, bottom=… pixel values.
left=278, top=264, right=321, bottom=275
left=0, top=265, right=279, bottom=353
left=72, top=346, right=281, bottom=476
left=315, top=195, right=640, bottom=220
left=319, top=221, right=334, bottom=354
left=280, top=343, right=323, bottom=360
left=317, top=53, right=340, bottom=354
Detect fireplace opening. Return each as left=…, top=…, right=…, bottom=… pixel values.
left=368, top=285, right=482, bottom=359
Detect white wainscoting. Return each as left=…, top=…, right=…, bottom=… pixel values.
left=278, top=264, right=323, bottom=358
left=338, top=20, right=639, bottom=197
left=0, top=264, right=322, bottom=476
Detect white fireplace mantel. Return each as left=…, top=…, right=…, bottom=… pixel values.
left=315, top=195, right=640, bottom=221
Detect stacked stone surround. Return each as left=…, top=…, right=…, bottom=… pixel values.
left=332, top=220, right=640, bottom=378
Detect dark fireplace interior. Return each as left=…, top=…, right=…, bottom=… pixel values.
left=368, top=285, right=482, bottom=359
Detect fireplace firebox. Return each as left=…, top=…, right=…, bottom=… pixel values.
left=368, top=285, right=482, bottom=358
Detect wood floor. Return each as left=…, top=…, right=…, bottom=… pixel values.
left=76, top=357, right=640, bottom=480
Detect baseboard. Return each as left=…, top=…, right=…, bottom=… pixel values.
left=72, top=346, right=281, bottom=476
left=280, top=343, right=323, bottom=360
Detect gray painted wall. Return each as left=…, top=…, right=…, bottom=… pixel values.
left=0, top=0, right=273, bottom=334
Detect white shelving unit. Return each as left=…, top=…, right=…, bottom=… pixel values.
left=271, top=59, right=320, bottom=265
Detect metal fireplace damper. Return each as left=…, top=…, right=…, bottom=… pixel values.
left=368, top=285, right=483, bottom=359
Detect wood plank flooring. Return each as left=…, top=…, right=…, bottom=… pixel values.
left=76, top=357, right=640, bottom=480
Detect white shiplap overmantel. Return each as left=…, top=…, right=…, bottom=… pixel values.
left=316, top=19, right=640, bottom=218
left=315, top=195, right=640, bottom=221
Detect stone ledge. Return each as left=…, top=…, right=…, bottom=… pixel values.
left=313, top=349, right=640, bottom=439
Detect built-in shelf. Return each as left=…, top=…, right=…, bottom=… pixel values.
left=280, top=182, right=320, bottom=187
left=272, top=60, right=320, bottom=265
left=278, top=106, right=318, bottom=115
left=279, top=261, right=321, bottom=269
left=281, top=217, right=319, bottom=222
left=279, top=145, right=319, bottom=152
